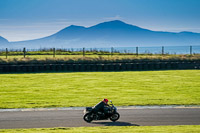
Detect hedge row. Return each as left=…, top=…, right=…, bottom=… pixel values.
left=0, top=61, right=199, bottom=73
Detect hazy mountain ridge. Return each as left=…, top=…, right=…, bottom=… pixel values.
left=0, top=36, right=8, bottom=43
left=1, top=20, right=200, bottom=48
left=0, top=36, right=9, bottom=47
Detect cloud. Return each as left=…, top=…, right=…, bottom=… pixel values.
left=103, top=15, right=122, bottom=21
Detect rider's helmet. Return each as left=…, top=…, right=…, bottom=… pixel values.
left=103, top=98, right=108, bottom=104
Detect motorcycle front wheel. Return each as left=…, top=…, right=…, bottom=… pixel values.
left=83, top=113, right=93, bottom=123
left=110, top=112, right=120, bottom=122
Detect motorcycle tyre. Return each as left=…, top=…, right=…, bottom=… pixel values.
left=110, top=112, right=120, bottom=122
left=83, top=113, right=93, bottom=123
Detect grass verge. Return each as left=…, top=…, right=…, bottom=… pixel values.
left=0, top=125, right=200, bottom=133
left=0, top=54, right=199, bottom=65
left=0, top=70, right=199, bottom=109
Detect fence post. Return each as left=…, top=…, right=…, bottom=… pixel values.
left=190, top=46, right=192, bottom=55
left=136, top=46, right=138, bottom=56
left=53, top=48, right=56, bottom=57
left=6, top=48, right=8, bottom=59
left=162, top=46, right=164, bottom=55
left=83, top=47, right=85, bottom=57
left=23, top=47, right=26, bottom=58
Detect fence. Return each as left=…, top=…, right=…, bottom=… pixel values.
left=0, top=46, right=200, bottom=58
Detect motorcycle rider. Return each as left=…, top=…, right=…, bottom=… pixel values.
left=93, top=99, right=109, bottom=115
left=83, top=98, right=120, bottom=122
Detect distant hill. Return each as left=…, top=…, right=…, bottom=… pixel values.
left=0, top=36, right=9, bottom=48
left=2, top=20, right=200, bottom=48
left=0, top=36, right=8, bottom=43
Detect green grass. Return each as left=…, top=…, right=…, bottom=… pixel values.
left=0, top=54, right=198, bottom=59
left=0, top=55, right=88, bottom=59
left=0, top=125, right=200, bottom=133
left=0, top=70, right=200, bottom=109
left=0, top=54, right=199, bottom=65
left=0, top=50, right=112, bottom=56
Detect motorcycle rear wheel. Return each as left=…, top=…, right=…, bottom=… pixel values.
left=110, top=112, right=120, bottom=122
left=83, top=113, right=93, bottom=123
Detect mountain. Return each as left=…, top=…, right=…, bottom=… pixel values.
left=0, top=36, right=8, bottom=43
left=3, top=20, right=200, bottom=48
left=0, top=36, right=9, bottom=47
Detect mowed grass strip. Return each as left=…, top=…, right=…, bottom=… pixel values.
left=0, top=70, right=200, bottom=108
left=0, top=125, right=200, bottom=133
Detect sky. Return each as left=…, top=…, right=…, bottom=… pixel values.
left=0, top=0, right=200, bottom=42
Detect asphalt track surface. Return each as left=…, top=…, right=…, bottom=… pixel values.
left=0, top=108, right=200, bottom=129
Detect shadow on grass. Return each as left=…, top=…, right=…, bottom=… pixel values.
left=92, top=121, right=139, bottom=126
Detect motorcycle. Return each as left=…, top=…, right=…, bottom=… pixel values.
left=83, top=100, right=120, bottom=123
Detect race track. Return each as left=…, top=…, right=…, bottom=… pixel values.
left=0, top=108, right=200, bottom=129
